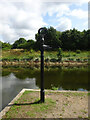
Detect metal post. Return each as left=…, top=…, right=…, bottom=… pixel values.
left=38, top=27, right=46, bottom=103
left=40, top=49, right=45, bottom=103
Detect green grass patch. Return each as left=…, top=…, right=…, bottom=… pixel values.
left=2, top=90, right=88, bottom=119
left=51, top=86, right=58, bottom=90
left=2, top=49, right=89, bottom=62
left=3, top=98, right=56, bottom=118
left=49, top=91, right=88, bottom=97
left=3, top=91, right=56, bottom=118
left=23, top=90, right=34, bottom=95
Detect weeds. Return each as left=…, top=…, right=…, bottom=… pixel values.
left=2, top=50, right=89, bottom=63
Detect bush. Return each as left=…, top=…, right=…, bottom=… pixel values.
left=68, top=58, right=74, bottom=61
left=83, top=58, right=88, bottom=62
left=65, top=54, right=70, bottom=57
left=13, top=58, right=19, bottom=61
left=51, top=86, right=58, bottom=90
left=57, top=48, right=62, bottom=61
left=34, top=58, right=39, bottom=62
left=2, top=58, right=8, bottom=61
left=45, top=58, right=50, bottom=62
left=76, top=50, right=81, bottom=54
left=72, top=53, right=76, bottom=56
left=50, top=58, right=57, bottom=62
left=76, top=58, right=81, bottom=62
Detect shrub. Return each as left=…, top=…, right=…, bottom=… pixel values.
left=76, top=58, right=81, bottom=62
left=34, top=58, right=39, bottom=62
left=76, top=50, right=81, bottom=54
left=2, top=58, right=8, bottom=61
left=68, top=58, right=74, bottom=61
left=51, top=86, right=58, bottom=90
left=50, top=58, right=57, bottom=62
left=72, top=53, right=76, bottom=56
left=30, top=49, right=34, bottom=53
left=65, top=54, right=70, bottom=57
left=57, top=48, right=62, bottom=62
left=83, top=59, right=88, bottom=62
left=12, top=58, right=19, bottom=61
left=45, top=58, right=50, bottom=62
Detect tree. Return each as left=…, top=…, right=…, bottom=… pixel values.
left=0, top=41, right=2, bottom=49
left=60, top=30, right=71, bottom=50
left=60, top=28, right=84, bottom=51
left=45, top=27, right=61, bottom=49
left=35, top=26, right=62, bottom=50
left=2, top=42, right=12, bottom=49
left=12, top=38, right=27, bottom=49
left=35, top=27, right=48, bottom=51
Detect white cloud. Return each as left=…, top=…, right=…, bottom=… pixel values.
left=69, top=9, right=88, bottom=19
left=56, top=17, right=72, bottom=31
left=0, top=0, right=88, bottom=43
left=56, top=4, right=70, bottom=17
left=6, top=0, right=89, bottom=4
left=0, top=0, right=46, bottom=43
left=41, top=3, right=70, bottom=17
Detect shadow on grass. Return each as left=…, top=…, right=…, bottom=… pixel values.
left=8, top=100, right=42, bottom=106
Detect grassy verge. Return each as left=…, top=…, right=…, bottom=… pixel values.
left=1, top=49, right=89, bottom=62
left=2, top=91, right=56, bottom=118
left=2, top=90, right=88, bottom=119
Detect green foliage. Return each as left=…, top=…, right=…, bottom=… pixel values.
left=76, top=50, right=81, bottom=54
left=0, top=41, right=2, bottom=49
left=12, top=38, right=27, bottom=49
left=35, top=27, right=89, bottom=51
left=45, top=58, right=50, bottom=62
left=76, top=58, right=81, bottom=62
left=2, top=42, right=12, bottom=49
left=57, top=48, right=62, bottom=62
left=1, top=27, right=89, bottom=51
left=35, top=26, right=61, bottom=50
left=51, top=86, right=58, bottom=90
left=50, top=58, right=57, bottom=62
left=1, top=49, right=89, bottom=63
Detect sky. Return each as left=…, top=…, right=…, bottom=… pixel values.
left=0, top=0, right=89, bottom=43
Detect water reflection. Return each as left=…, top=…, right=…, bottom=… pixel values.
left=1, top=72, right=38, bottom=111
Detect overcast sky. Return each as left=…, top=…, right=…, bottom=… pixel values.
left=0, top=0, right=89, bottom=43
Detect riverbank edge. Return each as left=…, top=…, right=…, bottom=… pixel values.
left=0, top=61, right=89, bottom=67
left=0, top=89, right=89, bottom=119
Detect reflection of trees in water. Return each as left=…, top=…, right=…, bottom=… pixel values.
left=2, top=67, right=40, bottom=79
left=60, top=70, right=88, bottom=90
left=36, top=68, right=89, bottom=90
left=2, top=66, right=89, bottom=90
left=2, top=70, right=11, bottom=76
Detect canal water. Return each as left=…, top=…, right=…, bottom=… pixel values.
left=0, top=66, right=89, bottom=111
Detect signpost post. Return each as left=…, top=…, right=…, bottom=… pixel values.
left=38, top=27, right=45, bottom=103
left=38, top=27, right=51, bottom=103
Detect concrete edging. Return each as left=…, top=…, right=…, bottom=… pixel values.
left=0, top=89, right=88, bottom=119
left=0, top=88, right=26, bottom=119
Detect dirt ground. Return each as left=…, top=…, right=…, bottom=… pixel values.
left=2, top=91, right=88, bottom=119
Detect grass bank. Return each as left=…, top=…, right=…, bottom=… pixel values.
left=2, top=90, right=89, bottom=119
left=0, top=49, right=89, bottom=67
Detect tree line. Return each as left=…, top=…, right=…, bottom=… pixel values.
left=0, top=26, right=90, bottom=51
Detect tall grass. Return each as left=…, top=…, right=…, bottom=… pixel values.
left=1, top=49, right=89, bottom=62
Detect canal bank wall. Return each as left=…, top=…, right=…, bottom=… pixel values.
left=0, top=61, right=89, bottom=67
